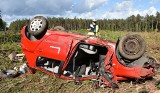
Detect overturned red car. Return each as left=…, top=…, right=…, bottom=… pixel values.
left=21, top=16, right=158, bottom=89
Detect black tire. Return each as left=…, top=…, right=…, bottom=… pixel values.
left=118, top=34, right=146, bottom=60
left=28, top=16, right=48, bottom=36
left=53, top=26, right=66, bottom=31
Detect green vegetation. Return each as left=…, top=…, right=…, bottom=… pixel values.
left=1, top=7, right=160, bottom=93
left=157, top=83, right=160, bottom=90
left=0, top=10, right=7, bottom=31
left=0, top=31, right=21, bottom=43
left=1, top=10, right=160, bottom=93
left=8, top=12, right=160, bottom=32
left=0, top=30, right=160, bottom=93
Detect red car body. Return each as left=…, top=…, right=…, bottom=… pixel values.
left=21, top=25, right=157, bottom=88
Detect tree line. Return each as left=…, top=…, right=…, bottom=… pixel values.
left=8, top=11, right=160, bottom=32
left=0, top=10, right=7, bottom=31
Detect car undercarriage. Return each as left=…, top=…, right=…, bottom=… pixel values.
left=20, top=16, right=159, bottom=89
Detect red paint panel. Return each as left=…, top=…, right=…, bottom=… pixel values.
left=35, top=35, right=73, bottom=61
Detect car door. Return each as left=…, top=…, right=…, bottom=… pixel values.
left=35, top=34, right=73, bottom=61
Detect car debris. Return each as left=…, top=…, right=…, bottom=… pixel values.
left=0, top=69, right=17, bottom=79
left=0, top=68, right=19, bottom=79
left=8, top=52, right=25, bottom=62
left=19, top=63, right=27, bottom=73
left=20, top=16, right=159, bottom=89
left=0, top=63, right=28, bottom=79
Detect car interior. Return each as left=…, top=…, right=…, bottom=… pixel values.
left=36, top=43, right=108, bottom=78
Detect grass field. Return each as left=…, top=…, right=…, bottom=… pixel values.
left=0, top=30, right=160, bottom=93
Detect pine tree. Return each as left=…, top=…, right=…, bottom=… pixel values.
left=0, top=10, right=7, bottom=31
left=7, top=12, right=160, bottom=32
left=155, top=12, right=160, bottom=32
left=0, top=10, right=3, bottom=30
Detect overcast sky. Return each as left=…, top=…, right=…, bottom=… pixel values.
left=0, top=0, right=160, bottom=25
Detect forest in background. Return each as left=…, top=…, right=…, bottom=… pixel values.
left=1, top=11, right=160, bottom=32
left=8, top=11, right=160, bottom=32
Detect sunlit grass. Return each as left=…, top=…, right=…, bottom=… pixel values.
left=0, top=30, right=160, bottom=93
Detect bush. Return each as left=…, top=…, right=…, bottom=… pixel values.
left=0, top=31, right=21, bottom=43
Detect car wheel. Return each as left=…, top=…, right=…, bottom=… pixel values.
left=28, top=16, right=48, bottom=36
left=118, top=34, right=146, bottom=60
left=53, top=26, right=66, bottom=31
